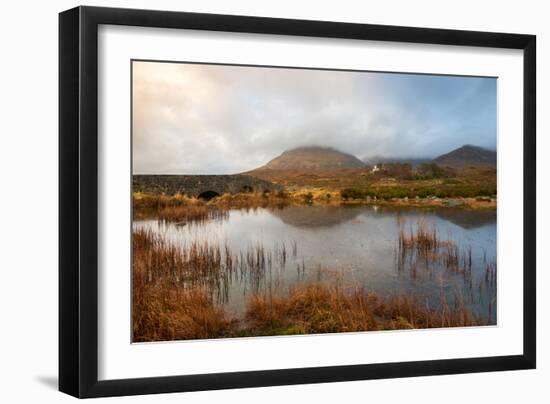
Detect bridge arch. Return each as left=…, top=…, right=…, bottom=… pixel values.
left=197, top=190, right=221, bottom=200
left=133, top=174, right=282, bottom=197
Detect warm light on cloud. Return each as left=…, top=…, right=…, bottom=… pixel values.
left=132, top=61, right=496, bottom=174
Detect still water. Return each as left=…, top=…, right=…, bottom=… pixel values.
left=134, top=205, right=497, bottom=323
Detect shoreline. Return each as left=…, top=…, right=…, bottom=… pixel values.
left=336, top=196, right=496, bottom=210
left=133, top=191, right=496, bottom=212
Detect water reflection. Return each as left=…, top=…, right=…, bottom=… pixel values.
left=269, top=205, right=363, bottom=228
left=134, top=204, right=496, bottom=323
left=434, top=208, right=496, bottom=229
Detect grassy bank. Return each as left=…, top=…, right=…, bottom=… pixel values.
left=133, top=190, right=495, bottom=217
left=249, top=166, right=496, bottom=197
left=133, top=279, right=483, bottom=342
left=244, top=283, right=479, bottom=337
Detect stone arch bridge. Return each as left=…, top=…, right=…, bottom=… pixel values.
left=133, top=174, right=282, bottom=199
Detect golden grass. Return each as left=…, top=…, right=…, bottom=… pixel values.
left=245, top=283, right=480, bottom=336
left=208, top=191, right=292, bottom=209
left=398, top=218, right=439, bottom=252
left=157, top=205, right=229, bottom=223
left=132, top=228, right=232, bottom=341
left=133, top=192, right=201, bottom=209
left=133, top=284, right=231, bottom=342
left=133, top=192, right=207, bottom=220
left=133, top=189, right=496, bottom=215
left=132, top=228, right=293, bottom=305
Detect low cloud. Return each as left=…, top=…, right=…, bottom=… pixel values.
left=133, top=61, right=496, bottom=174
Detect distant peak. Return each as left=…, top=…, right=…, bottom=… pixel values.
left=434, top=144, right=496, bottom=168
left=461, top=144, right=483, bottom=150
left=284, top=145, right=339, bottom=153
left=255, top=145, right=365, bottom=170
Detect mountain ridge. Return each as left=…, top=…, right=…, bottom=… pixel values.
left=255, top=146, right=366, bottom=171
left=433, top=145, right=496, bottom=168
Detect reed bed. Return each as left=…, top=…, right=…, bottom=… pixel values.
left=397, top=218, right=476, bottom=277
left=133, top=229, right=293, bottom=303
left=398, top=218, right=439, bottom=253
left=209, top=192, right=291, bottom=209
left=133, top=192, right=202, bottom=209
left=244, top=282, right=481, bottom=336
left=132, top=284, right=231, bottom=342
left=133, top=192, right=206, bottom=220
left=132, top=221, right=491, bottom=342
left=157, top=205, right=228, bottom=224
left=395, top=218, right=496, bottom=323
left=133, top=229, right=228, bottom=300
left=133, top=279, right=482, bottom=342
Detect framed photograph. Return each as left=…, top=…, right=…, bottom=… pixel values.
left=59, top=6, right=536, bottom=398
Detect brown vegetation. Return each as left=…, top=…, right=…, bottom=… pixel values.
left=133, top=192, right=207, bottom=220
left=158, top=205, right=229, bottom=223
left=133, top=228, right=232, bottom=341
left=245, top=283, right=480, bottom=336
left=133, top=227, right=486, bottom=342
left=247, top=165, right=496, bottom=202
left=209, top=191, right=291, bottom=209
left=395, top=218, right=497, bottom=318
left=133, top=192, right=200, bottom=209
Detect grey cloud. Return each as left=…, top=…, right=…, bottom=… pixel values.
left=132, top=61, right=496, bottom=174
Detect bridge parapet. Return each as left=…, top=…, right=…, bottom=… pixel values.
left=133, top=174, right=282, bottom=197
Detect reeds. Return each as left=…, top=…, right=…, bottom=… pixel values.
left=133, top=278, right=483, bottom=342
left=133, top=192, right=200, bottom=209
left=210, top=191, right=290, bottom=209
left=132, top=284, right=230, bottom=342
left=132, top=229, right=294, bottom=303
left=133, top=192, right=207, bottom=220
left=397, top=218, right=476, bottom=277
left=396, top=218, right=496, bottom=323
left=157, top=205, right=229, bottom=224
left=132, top=228, right=298, bottom=341
left=398, top=218, right=439, bottom=253
left=132, top=219, right=493, bottom=342
left=245, top=282, right=481, bottom=336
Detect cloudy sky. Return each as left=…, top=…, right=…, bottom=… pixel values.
left=132, top=61, right=496, bottom=174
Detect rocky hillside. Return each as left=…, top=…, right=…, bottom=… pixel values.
left=434, top=145, right=496, bottom=168
left=256, top=146, right=365, bottom=170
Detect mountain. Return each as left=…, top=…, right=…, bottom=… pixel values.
left=363, top=156, right=431, bottom=167
left=256, top=146, right=365, bottom=170
left=433, top=145, right=496, bottom=168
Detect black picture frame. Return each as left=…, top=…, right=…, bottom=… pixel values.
left=59, top=5, right=536, bottom=398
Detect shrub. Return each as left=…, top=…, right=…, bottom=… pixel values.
left=416, top=188, right=436, bottom=198
left=382, top=163, right=413, bottom=179
left=303, top=192, right=314, bottom=204
left=276, top=190, right=289, bottom=199
left=341, top=188, right=365, bottom=200
left=415, top=163, right=455, bottom=179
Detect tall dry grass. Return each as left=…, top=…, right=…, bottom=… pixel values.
left=245, top=283, right=480, bottom=336
left=397, top=218, right=476, bottom=276
left=132, top=228, right=294, bottom=310
left=133, top=192, right=201, bottom=209
left=133, top=229, right=233, bottom=341
left=133, top=284, right=231, bottom=342
left=133, top=192, right=206, bottom=220
left=133, top=222, right=488, bottom=342
left=398, top=218, right=446, bottom=253
left=157, top=205, right=229, bottom=223
left=395, top=217, right=496, bottom=323
left=210, top=191, right=291, bottom=209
